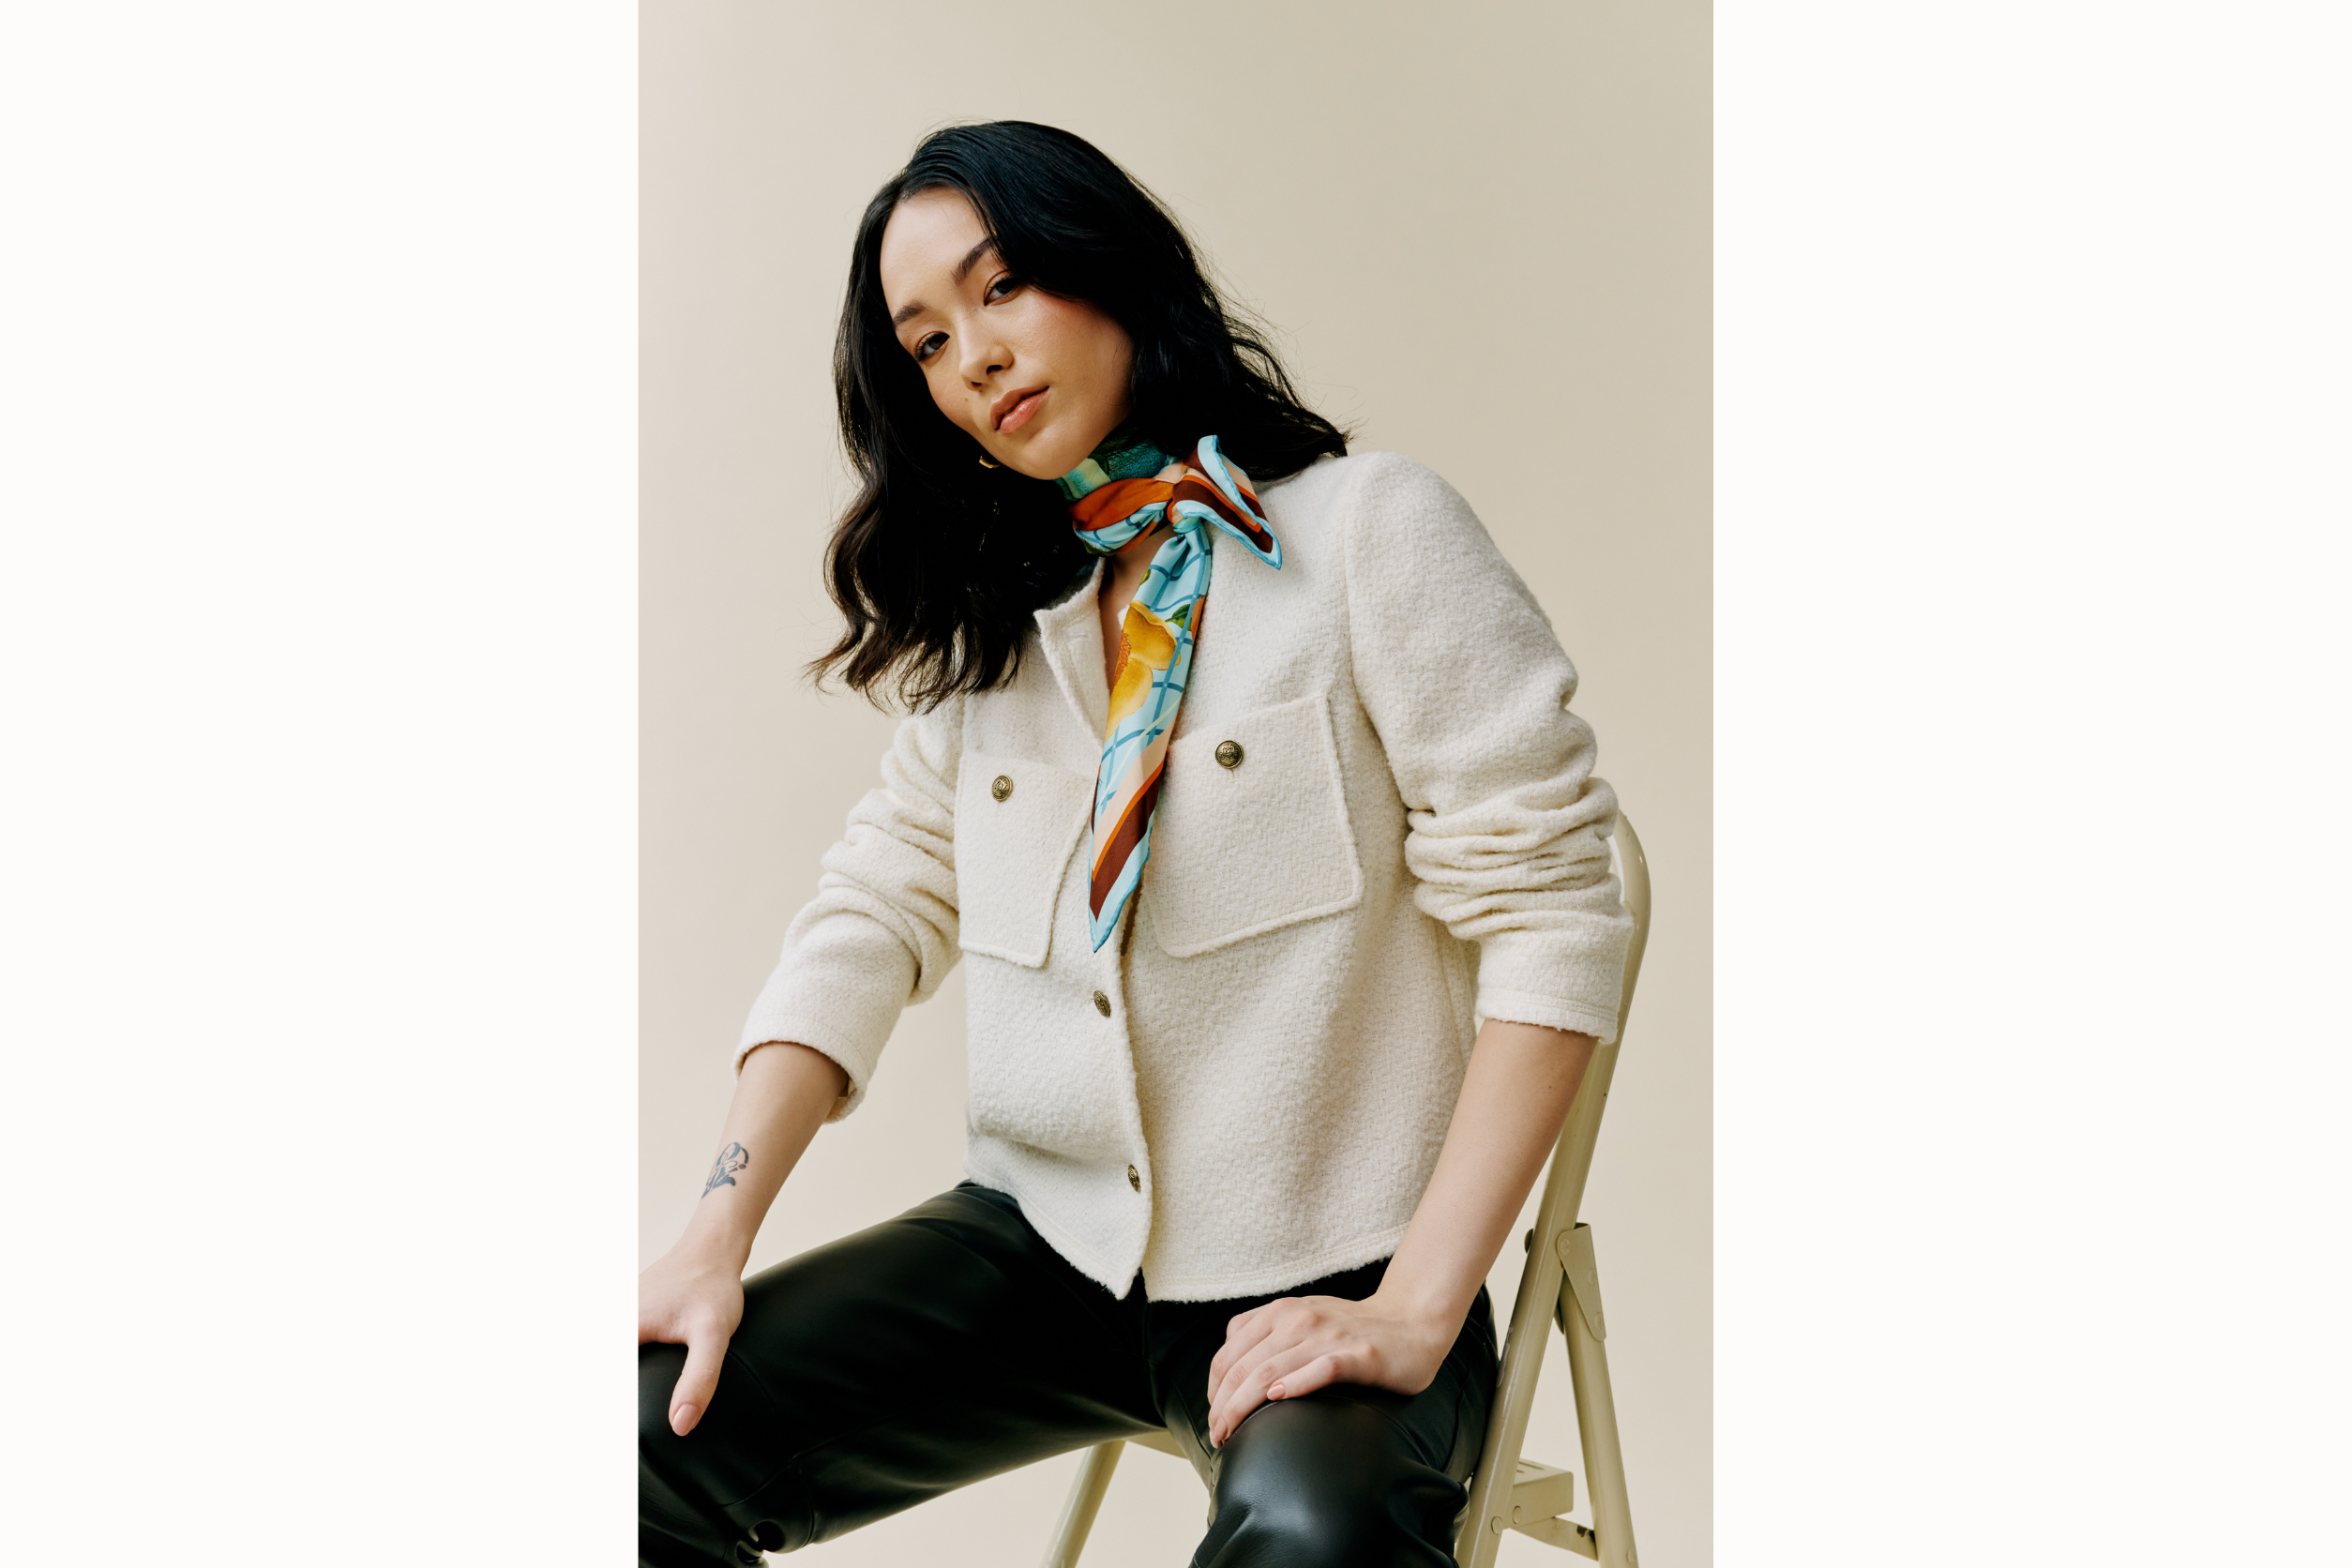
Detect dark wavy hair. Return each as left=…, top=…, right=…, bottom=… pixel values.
left=811, top=121, right=1349, bottom=710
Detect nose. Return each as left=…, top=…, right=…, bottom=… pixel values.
left=957, top=324, right=1009, bottom=389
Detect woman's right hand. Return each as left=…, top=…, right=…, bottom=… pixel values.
left=641, top=1042, right=849, bottom=1437
left=640, top=1241, right=747, bottom=1436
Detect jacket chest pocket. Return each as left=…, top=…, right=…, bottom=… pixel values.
left=1141, top=692, right=1364, bottom=957
left=956, top=751, right=1094, bottom=968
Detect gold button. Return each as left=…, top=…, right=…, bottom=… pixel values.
left=990, top=775, right=1013, bottom=802
left=1093, top=990, right=1111, bottom=1017
left=1126, top=1165, right=1141, bottom=1191
left=1214, top=740, right=1244, bottom=769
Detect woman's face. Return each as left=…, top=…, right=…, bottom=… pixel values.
left=878, top=188, right=1135, bottom=481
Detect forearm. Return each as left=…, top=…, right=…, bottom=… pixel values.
left=1373, top=1019, right=1597, bottom=1331
left=671, top=1040, right=849, bottom=1273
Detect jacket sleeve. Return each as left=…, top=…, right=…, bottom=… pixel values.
left=735, top=696, right=964, bottom=1117
left=1338, top=453, right=1634, bottom=1042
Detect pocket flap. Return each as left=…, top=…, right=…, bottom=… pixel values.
left=1144, top=693, right=1364, bottom=957
left=957, top=751, right=1093, bottom=968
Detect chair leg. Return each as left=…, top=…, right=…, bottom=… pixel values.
left=1039, top=1441, right=1124, bottom=1568
left=1560, top=1231, right=1637, bottom=1568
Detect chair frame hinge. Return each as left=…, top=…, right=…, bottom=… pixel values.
left=1555, top=1223, right=1606, bottom=1340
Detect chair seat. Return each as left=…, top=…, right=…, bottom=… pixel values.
left=1502, top=1459, right=1595, bottom=1556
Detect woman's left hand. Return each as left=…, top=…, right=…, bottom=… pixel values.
left=1203, top=1289, right=1458, bottom=1448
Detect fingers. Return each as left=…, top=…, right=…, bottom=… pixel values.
left=640, top=1253, right=746, bottom=1434
left=1208, top=1299, right=1335, bottom=1414
left=1267, top=1351, right=1341, bottom=1403
left=1207, top=1309, right=1287, bottom=1448
left=1216, top=1299, right=1332, bottom=1408
left=1214, top=1344, right=1345, bottom=1457
left=669, top=1326, right=729, bottom=1437
left=1207, top=1343, right=1340, bottom=1449
left=1205, top=1304, right=1272, bottom=1394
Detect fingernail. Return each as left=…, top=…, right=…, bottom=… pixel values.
left=672, top=1404, right=700, bottom=1435
left=1269, top=1384, right=1286, bottom=1399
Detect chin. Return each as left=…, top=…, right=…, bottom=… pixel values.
left=1003, top=430, right=1092, bottom=481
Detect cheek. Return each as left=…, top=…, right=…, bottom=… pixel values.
left=1034, top=297, right=1132, bottom=393
left=925, top=365, right=977, bottom=433
left=1089, top=323, right=1135, bottom=403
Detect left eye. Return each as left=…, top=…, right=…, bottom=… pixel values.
left=986, top=275, right=1021, bottom=302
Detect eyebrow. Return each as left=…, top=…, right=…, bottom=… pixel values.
left=889, top=236, right=999, bottom=329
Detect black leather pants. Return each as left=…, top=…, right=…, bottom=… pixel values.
left=641, top=1184, right=1497, bottom=1566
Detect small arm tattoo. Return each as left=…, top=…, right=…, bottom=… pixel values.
left=701, top=1141, right=748, bottom=1198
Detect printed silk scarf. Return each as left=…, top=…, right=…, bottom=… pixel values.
left=1057, top=432, right=1282, bottom=950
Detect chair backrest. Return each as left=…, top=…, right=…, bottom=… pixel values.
left=1452, top=810, right=1651, bottom=1564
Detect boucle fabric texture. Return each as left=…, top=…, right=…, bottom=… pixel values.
left=739, top=451, right=1632, bottom=1302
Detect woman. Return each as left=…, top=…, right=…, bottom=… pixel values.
left=639, top=121, right=1632, bottom=1568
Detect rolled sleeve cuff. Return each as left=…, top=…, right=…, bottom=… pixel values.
left=1472, top=986, right=1622, bottom=1045
left=733, top=921, right=918, bottom=1120
left=1471, top=925, right=1630, bottom=1044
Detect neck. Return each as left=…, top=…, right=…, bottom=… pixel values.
left=1057, top=428, right=1177, bottom=502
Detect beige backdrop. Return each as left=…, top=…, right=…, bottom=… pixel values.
left=641, top=2, right=1710, bottom=1562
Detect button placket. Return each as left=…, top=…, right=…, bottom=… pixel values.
left=1088, top=946, right=1138, bottom=1199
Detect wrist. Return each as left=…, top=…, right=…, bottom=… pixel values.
left=1368, top=1274, right=1470, bottom=1339
left=672, top=1209, right=756, bottom=1274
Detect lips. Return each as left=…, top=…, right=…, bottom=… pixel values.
left=992, top=386, right=1048, bottom=434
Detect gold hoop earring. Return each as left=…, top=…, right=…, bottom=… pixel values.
left=977, top=455, right=1000, bottom=469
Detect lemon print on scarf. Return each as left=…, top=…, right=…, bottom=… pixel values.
left=1108, top=599, right=1183, bottom=729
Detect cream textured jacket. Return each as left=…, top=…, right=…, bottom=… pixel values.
left=739, top=450, right=1632, bottom=1302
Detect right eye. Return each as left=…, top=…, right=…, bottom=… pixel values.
left=912, top=331, right=946, bottom=363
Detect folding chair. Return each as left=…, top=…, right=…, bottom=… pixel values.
left=1039, top=813, right=1652, bottom=1568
